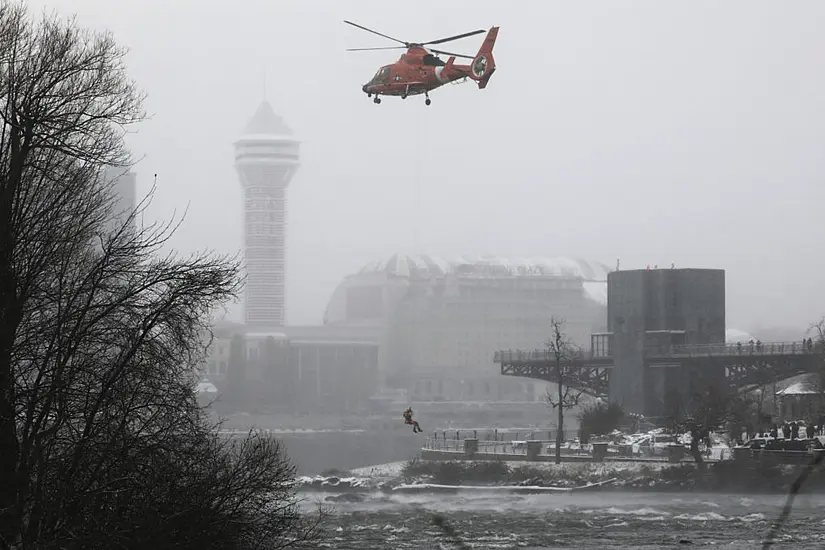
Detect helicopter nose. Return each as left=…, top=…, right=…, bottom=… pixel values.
left=362, top=84, right=368, bottom=93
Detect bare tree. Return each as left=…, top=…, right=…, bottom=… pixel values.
left=578, top=400, right=624, bottom=442
left=808, top=318, right=825, bottom=369
left=813, top=319, right=825, bottom=343
left=748, top=384, right=770, bottom=433
left=545, top=317, right=583, bottom=464
left=0, top=4, right=322, bottom=548
left=803, top=318, right=825, bottom=423
left=675, top=383, right=745, bottom=469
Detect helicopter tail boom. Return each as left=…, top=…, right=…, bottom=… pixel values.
left=468, top=27, right=498, bottom=89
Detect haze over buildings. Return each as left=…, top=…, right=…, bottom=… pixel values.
left=37, top=0, right=825, bottom=338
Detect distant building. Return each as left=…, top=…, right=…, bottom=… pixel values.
left=201, top=323, right=379, bottom=415
left=776, top=378, right=824, bottom=424
left=323, top=254, right=610, bottom=403
left=234, top=101, right=299, bottom=330
left=200, top=253, right=610, bottom=414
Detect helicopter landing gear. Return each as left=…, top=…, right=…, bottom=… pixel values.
left=424, top=92, right=431, bottom=106
left=373, top=96, right=381, bottom=104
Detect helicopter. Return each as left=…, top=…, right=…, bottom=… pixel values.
left=344, top=20, right=499, bottom=105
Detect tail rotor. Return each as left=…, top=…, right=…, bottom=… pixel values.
left=468, top=27, right=499, bottom=89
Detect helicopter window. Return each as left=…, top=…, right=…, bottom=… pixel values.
left=374, top=66, right=391, bottom=83
left=422, top=54, right=445, bottom=67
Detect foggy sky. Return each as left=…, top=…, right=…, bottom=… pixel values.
left=27, top=0, right=825, bottom=332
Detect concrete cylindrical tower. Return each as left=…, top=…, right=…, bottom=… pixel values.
left=234, top=101, right=300, bottom=329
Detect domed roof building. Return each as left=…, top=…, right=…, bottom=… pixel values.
left=324, top=254, right=610, bottom=326
left=356, top=254, right=611, bottom=280
left=322, top=253, right=610, bottom=402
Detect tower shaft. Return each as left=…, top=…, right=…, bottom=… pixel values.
left=242, top=179, right=288, bottom=327
left=234, top=100, right=299, bottom=329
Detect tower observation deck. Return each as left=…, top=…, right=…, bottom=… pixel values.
left=234, top=101, right=300, bottom=328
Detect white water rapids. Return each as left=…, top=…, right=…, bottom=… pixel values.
left=301, top=491, right=825, bottom=548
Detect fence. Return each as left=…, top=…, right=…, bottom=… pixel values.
left=495, top=341, right=822, bottom=363
left=426, top=429, right=579, bottom=444
left=422, top=435, right=733, bottom=462
left=423, top=437, right=591, bottom=456
left=664, top=341, right=820, bottom=357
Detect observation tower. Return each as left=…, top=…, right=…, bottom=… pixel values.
left=234, top=101, right=300, bottom=328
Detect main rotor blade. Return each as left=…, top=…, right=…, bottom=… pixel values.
left=421, top=29, right=485, bottom=46
left=429, top=48, right=475, bottom=60
left=344, top=20, right=408, bottom=46
left=346, top=46, right=407, bottom=52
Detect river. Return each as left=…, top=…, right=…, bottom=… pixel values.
left=301, top=491, right=825, bottom=548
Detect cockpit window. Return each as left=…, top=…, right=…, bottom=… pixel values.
left=422, top=54, right=445, bottom=67
left=373, top=66, right=391, bottom=84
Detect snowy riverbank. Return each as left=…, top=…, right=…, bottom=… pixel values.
left=295, top=458, right=825, bottom=498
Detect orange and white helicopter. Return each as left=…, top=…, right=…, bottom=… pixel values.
left=345, top=20, right=499, bottom=105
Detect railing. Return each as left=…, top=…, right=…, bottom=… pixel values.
left=494, top=349, right=607, bottom=363
left=424, top=436, right=733, bottom=461
left=658, top=341, right=822, bottom=358
left=423, top=437, right=590, bottom=456
left=495, top=341, right=822, bottom=363
left=426, top=429, right=579, bottom=443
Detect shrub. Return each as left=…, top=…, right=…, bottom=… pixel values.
left=579, top=401, right=625, bottom=439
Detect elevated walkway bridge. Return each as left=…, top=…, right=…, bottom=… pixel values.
left=495, top=341, right=823, bottom=398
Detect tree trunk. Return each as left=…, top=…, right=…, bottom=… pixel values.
left=689, top=431, right=706, bottom=471
left=555, top=362, right=563, bottom=465
left=772, top=381, right=778, bottom=422
left=756, top=387, right=765, bottom=434
left=0, top=122, right=25, bottom=548
left=0, top=324, right=21, bottom=545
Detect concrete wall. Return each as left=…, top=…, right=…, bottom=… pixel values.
left=608, top=270, right=648, bottom=413
left=608, top=269, right=725, bottom=415
left=642, top=269, right=725, bottom=344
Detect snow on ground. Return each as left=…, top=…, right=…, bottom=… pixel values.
left=393, top=483, right=574, bottom=493
left=349, top=459, right=673, bottom=481
left=350, top=461, right=407, bottom=478
left=492, top=460, right=673, bottom=476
